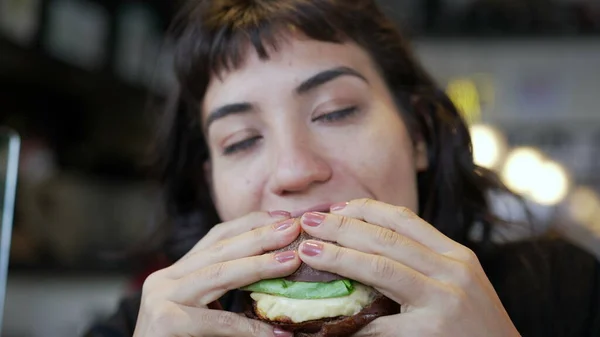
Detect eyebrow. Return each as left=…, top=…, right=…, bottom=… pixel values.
left=295, top=66, right=368, bottom=95
left=204, top=66, right=368, bottom=133
left=204, top=102, right=253, bottom=134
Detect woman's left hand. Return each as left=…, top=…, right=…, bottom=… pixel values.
left=298, top=199, right=520, bottom=337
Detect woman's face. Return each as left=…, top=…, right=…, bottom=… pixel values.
left=202, top=36, right=428, bottom=221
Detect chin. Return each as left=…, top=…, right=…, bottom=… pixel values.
left=241, top=228, right=399, bottom=337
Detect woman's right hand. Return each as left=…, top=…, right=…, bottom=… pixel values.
left=133, top=211, right=301, bottom=337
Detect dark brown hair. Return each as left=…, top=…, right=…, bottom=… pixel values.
left=154, top=0, right=510, bottom=261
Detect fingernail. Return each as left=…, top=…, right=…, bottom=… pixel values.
left=273, top=219, right=295, bottom=231
left=301, top=241, right=323, bottom=257
left=269, top=210, right=291, bottom=218
left=330, top=202, right=348, bottom=212
left=303, top=212, right=326, bottom=227
left=275, top=251, right=297, bottom=263
left=273, top=327, right=293, bottom=337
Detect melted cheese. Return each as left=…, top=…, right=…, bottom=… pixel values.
left=250, top=283, right=376, bottom=323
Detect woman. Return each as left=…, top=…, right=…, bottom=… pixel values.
left=86, top=0, right=600, bottom=336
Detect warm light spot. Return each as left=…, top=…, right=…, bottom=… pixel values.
left=501, top=147, right=544, bottom=195
left=470, top=124, right=506, bottom=169
left=568, top=186, right=600, bottom=225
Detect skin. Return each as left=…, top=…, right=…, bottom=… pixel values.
left=203, top=36, right=428, bottom=220
left=133, top=35, right=520, bottom=337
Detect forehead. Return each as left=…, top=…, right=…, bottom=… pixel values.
left=202, top=36, right=378, bottom=114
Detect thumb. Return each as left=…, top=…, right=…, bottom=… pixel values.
left=352, top=314, right=414, bottom=337
left=180, top=307, right=279, bottom=337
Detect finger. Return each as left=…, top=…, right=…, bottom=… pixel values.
left=168, top=218, right=301, bottom=279
left=331, top=200, right=480, bottom=265
left=185, top=210, right=292, bottom=256
left=330, top=199, right=457, bottom=254
left=170, top=251, right=302, bottom=306
left=300, top=212, right=449, bottom=277
left=178, top=306, right=286, bottom=337
left=351, top=315, right=402, bottom=337
left=298, top=240, right=436, bottom=306
left=353, top=312, right=435, bottom=337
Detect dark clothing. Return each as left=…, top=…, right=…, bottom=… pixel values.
left=84, top=238, right=600, bottom=337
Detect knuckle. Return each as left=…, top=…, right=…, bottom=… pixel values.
left=371, top=256, right=397, bottom=280
left=394, top=205, right=415, bottom=219
left=206, top=263, right=228, bottom=285
left=330, top=246, right=346, bottom=265
left=142, top=287, right=161, bottom=308
left=444, top=287, right=468, bottom=313
left=209, top=241, right=226, bottom=255
left=141, top=272, right=179, bottom=309
left=356, top=198, right=374, bottom=208
left=254, top=227, right=273, bottom=252
left=142, top=269, right=164, bottom=293
left=151, top=305, right=179, bottom=331
left=216, top=312, right=236, bottom=328
left=207, top=222, right=226, bottom=239
left=198, top=243, right=226, bottom=267
left=374, top=227, right=402, bottom=249
left=252, top=225, right=268, bottom=241
left=451, top=262, right=475, bottom=289
left=446, top=246, right=480, bottom=267
left=459, top=247, right=479, bottom=266
left=336, top=215, right=354, bottom=232
left=246, top=319, right=266, bottom=336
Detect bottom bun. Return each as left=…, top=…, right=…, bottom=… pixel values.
left=244, top=292, right=400, bottom=337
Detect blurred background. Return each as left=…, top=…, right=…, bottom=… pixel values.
left=0, top=0, right=599, bottom=336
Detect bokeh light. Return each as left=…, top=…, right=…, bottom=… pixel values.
left=501, top=147, right=544, bottom=195
left=470, top=124, right=507, bottom=169
left=528, top=161, right=570, bottom=206
left=567, top=186, right=600, bottom=225
left=501, top=148, right=570, bottom=205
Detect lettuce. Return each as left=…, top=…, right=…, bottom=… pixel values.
left=241, top=279, right=354, bottom=299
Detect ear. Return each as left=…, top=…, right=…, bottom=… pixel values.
left=414, top=137, right=429, bottom=172
left=409, top=94, right=431, bottom=172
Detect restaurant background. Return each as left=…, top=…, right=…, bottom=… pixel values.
left=0, top=0, right=599, bottom=336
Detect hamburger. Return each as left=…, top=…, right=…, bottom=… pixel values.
left=240, top=219, right=399, bottom=337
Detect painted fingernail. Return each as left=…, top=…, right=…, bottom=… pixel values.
left=303, top=212, right=326, bottom=227
left=330, top=202, right=348, bottom=212
left=269, top=210, right=291, bottom=218
left=301, top=241, right=323, bottom=257
left=273, top=219, right=295, bottom=231
left=273, top=327, right=293, bottom=337
left=275, top=251, right=297, bottom=263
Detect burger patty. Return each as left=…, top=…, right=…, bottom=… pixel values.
left=250, top=283, right=377, bottom=323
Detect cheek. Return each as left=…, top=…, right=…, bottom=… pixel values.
left=211, top=163, right=265, bottom=222
left=344, top=116, right=420, bottom=210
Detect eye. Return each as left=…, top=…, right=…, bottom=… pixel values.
left=312, top=106, right=359, bottom=123
left=222, top=136, right=262, bottom=156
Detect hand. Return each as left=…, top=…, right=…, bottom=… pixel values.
left=133, top=211, right=300, bottom=337
left=297, top=199, right=520, bottom=337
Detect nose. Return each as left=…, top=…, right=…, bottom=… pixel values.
left=268, top=137, right=333, bottom=195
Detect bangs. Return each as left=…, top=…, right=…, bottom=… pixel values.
left=170, top=0, right=375, bottom=102
left=158, top=1, right=498, bottom=256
